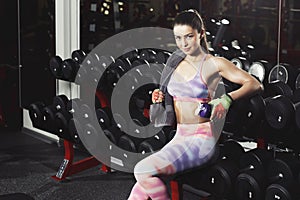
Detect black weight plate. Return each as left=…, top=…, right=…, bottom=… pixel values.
left=268, top=64, right=288, bottom=84
left=235, top=171, right=264, bottom=200
left=104, top=129, right=117, bottom=144
left=118, top=135, right=137, bottom=152
left=265, top=95, right=294, bottom=130
left=28, top=102, right=45, bottom=126
left=53, top=94, right=69, bottom=111
left=239, top=148, right=272, bottom=171
left=267, top=159, right=293, bottom=187
left=49, top=56, right=63, bottom=78
left=219, top=139, right=245, bottom=162
left=80, top=104, right=94, bottom=122
left=96, top=108, right=111, bottom=130
left=138, top=137, right=164, bottom=154
left=205, top=159, right=238, bottom=198
left=265, top=184, right=292, bottom=200
left=68, top=118, right=82, bottom=144
left=71, top=49, right=86, bottom=64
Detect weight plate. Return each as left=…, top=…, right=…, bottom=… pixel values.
left=265, top=184, right=292, bottom=200
left=265, top=95, right=294, bottom=130
left=236, top=172, right=263, bottom=200
left=230, top=58, right=243, bottom=70
left=268, top=64, right=288, bottom=84
left=267, top=159, right=293, bottom=187
left=248, top=62, right=266, bottom=83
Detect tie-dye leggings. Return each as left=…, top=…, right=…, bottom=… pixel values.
left=128, top=122, right=216, bottom=200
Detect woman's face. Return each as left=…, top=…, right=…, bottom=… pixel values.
left=173, top=24, right=201, bottom=55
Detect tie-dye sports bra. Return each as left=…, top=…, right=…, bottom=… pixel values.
left=167, top=54, right=210, bottom=100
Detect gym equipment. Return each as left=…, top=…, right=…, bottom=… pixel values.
left=105, top=58, right=130, bottom=91
left=248, top=60, right=274, bottom=84
left=54, top=109, right=72, bottom=140
left=235, top=148, right=273, bottom=200
left=51, top=140, right=106, bottom=181
left=117, top=134, right=143, bottom=153
left=53, top=94, right=69, bottom=111
left=204, top=140, right=245, bottom=199
left=263, top=80, right=293, bottom=98
left=156, top=50, right=171, bottom=64
left=138, top=130, right=167, bottom=154
left=265, top=153, right=300, bottom=200
left=96, top=107, right=111, bottom=130
left=61, top=58, right=80, bottom=82
left=49, top=55, right=63, bottom=79
left=71, top=49, right=86, bottom=64
left=265, top=94, right=299, bottom=130
left=231, top=56, right=250, bottom=71
left=139, top=49, right=158, bottom=63
left=268, top=63, right=300, bottom=90
left=28, top=101, right=46, bottom=129
left=237, top=94, right=266, bottom=138
left=68, top=117, right=83, bottom=144
left=40, top=105, right=58, bottom=132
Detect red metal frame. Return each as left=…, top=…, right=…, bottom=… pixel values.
left=52, top=140, right=110, bottom=181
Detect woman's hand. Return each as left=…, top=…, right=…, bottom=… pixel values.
left=209, top=94, right=233, bottom=120
left=152, top=89, right=165, bottom=103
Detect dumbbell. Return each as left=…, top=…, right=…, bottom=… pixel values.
left=265, top=152, right=300, bottom=200
left=61, top=58, right=80, bottom=82
left=79, top=53, right=114, bottom=87
left=235, top=148, right=273, bottom=200
left=46, top=95, right=70, bottom=135
left=139, top=49, right=158, bottom=63
left=263, top=80, right=294, bottom=98
left=239, top=94, right=266, bottom=136
left=28, top=101, right=46, bottom=129
left=156, top=50, right=171, bottom=64
left=231, top=56, right=250, bottom=71
left=265, top=94, right=299, bottom=130
left=268, top=63, right=300, bottom=91
left=121, top=47, right=139, bottom=62
left=117, top=134, right=144, bottom=153
left=66, top=98, right=92, bottom=143
left=71, top=49, right=86, bottom=64
left=54, top=109, right=72, bottom=140
left=226, top=81, right=293, bottom=138
left=35, top=95, right=69, bottom=132
left=53, top=94, right=69, bottom=112
left=203, top=140, right=245, bottom=199
left=137, top=130, right=167, bottom=154
left=104, top=58, right=130, bottom=92
left=95, top=107, right=111, bottom=130
left=248, top=60, right=274, bottom=85
left=68, top=117, right=83, bottom=144
left=81, top=122, right=100, bottom=150
left=49, top=55, right=63, bottom=79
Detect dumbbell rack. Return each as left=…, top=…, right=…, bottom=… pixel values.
left=52, top=139, right=111, bottom=181
left=169, top=136, right=268, bottom=200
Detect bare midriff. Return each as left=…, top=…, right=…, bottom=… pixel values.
left=173, top=97, right=210, bottom=124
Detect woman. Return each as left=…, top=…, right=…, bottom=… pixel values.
left=128, top=9, right=263, bottom=200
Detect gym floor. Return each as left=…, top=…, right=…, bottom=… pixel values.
left=0, top=129, right=135, bottom=200
left=0, top=129, right=200, bottom=200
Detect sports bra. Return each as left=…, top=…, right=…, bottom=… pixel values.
left=167, top=54, right=210, bottom=100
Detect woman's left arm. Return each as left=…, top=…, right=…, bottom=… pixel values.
left=217, top=57, right=263, bottom=100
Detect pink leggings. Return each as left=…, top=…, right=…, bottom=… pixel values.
left=128, top=122, right=216, bottom=200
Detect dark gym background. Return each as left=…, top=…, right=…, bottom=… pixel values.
left=0, top=0, right=300, bottom=200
